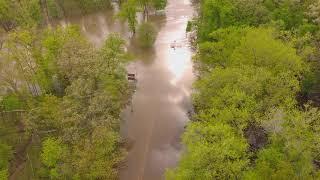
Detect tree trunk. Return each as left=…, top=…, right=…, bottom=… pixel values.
left=40, top=0, right=51, bottom=28
left=143, top=5, right=149, bottom=22
left=54, top=0, right=66, bottom=18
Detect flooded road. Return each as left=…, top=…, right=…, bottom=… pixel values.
left=55, top=0, right=195, bottom=179
left=120, top=0, right=195, bottom=179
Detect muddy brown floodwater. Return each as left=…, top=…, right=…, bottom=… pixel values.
left=120, top=0, right=195, bottom=179
left=55, top=0, right=195, bottom=179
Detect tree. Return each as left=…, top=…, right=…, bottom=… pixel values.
left=167, top=122, right=249, bottom=179
left=100, top=33, right=129, bottom=72
left=307, top=0, right=320, bottom=25
left=40, top=138, right=66, bottom=179
left=152, top=0, right=167, bottom=10
left=137, top=0, right=151, bottom=20
left=231, top=28, right=303, bottom=74
left=0, top=0, right=42, bottom=31
left=0, top=142, right=11, bottom=180
left=0, top=0, right=17, bottom=31
left=71, top=126, right=124, bottom=179
left=0, top=94, right=23, bottom=111
left=197, top=26, right=247, bottom=69
left=198, top=0, right=235, bottom=40
left=245, top=108, right=320, bottom=179
left=26, top=95, right=62, bottom=133
left=45, top=0, right=64, bottom=20
left=270, top=0, right=305, bottom=30
left=118, top=0, right=138, bottom=34
left=137, top=22, right=157, bottom=48
left=76, top=0, right=112, bottom=14
left=233, top=0, right=270, bottom=26
left=4, top=29, right=42, bottom=96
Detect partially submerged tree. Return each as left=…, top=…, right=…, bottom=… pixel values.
left=118, top=0, right=138, bottom=34
left=137, top=22, right=157, bottom=48
left=152, top=0, right=167, bottom=10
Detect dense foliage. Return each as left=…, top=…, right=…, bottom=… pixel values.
left=45, top=0, right=112, bottom=18
left=118, top=0, right=167, bottom=34
left=167, top=0, right=320, bottom=179
left=0, top=142, right=11, bottom=179
left=137, top=22, right=157, bottom=48
left=0, top=24, right=131, bottom=179
left=0, top=0, right=42, bottom=31
left=0, top=0, right=170, bottom=178
left=0, top=0, right=113, bottom=31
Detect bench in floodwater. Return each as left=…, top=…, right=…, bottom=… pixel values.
left=127, top=73, right=137, bottom=81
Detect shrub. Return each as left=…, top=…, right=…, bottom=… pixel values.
left=137, top=22, right=157, bottom=48
left=1, top=94, right=23, bottom=111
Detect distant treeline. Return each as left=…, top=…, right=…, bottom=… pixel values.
left=0, top=0, right=112, bottom=31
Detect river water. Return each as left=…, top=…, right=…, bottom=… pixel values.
left=56, top=0, right=195, bottom=179
left=120, top=1, right=195, bottom=179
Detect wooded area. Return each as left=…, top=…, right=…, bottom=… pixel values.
left=167, top=0, right=320, bottom=179
left=3, top=0, right=320, bottom=179
left=0, top=0, right=167, bottom=179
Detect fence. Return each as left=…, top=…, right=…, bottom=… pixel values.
left=0, top=110, right=26, bottom=122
